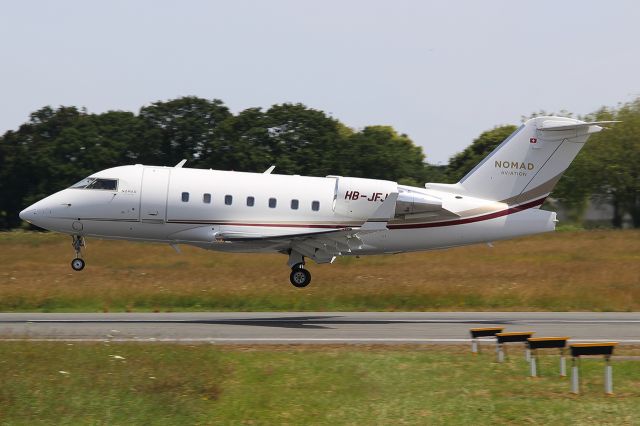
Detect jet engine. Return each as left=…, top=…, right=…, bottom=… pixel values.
left=331, top=177, right=443, bottom=220
left=395, top=187, right=443, bottom=215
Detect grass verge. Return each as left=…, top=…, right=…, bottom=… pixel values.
left=0, top=229, right=639, bottom=312
left=0, top=343, right=639, bottom=425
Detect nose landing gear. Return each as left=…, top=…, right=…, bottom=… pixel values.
left=71, top=235, right=86, bottom=271
left=71, top=257, right=85, bottom=271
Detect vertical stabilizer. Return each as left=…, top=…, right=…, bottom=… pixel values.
left=456, top=116, right=610, bottom=205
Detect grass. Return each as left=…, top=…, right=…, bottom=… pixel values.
left=0, top=229, right=638, bottom=312
left=0, top=342, right=638, bottom=425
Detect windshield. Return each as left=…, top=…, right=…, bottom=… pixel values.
left=70, top=177, right=118, bottom=191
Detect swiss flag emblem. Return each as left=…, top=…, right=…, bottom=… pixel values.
left=530, top=137, right=537, bottom=144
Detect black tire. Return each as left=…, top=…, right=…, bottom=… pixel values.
left=289, top=268, right=311, bottom=288
left=71, top=258, right=85, bottom=271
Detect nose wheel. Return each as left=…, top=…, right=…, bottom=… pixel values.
left=71, top=258, right=85, bottom=271
left=71, top=235, right=86, bottom=271
left=289, top=264, right=311, bottom=288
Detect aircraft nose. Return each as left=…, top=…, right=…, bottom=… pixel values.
left=19, top=206, right=36, bottom=223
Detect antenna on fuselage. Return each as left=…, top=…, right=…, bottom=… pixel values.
left=263, top=165, right=276, bottom=174
left=174, top=159, right=187, bottom=168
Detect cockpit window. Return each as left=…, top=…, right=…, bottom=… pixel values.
left=70, top=178, right=118, bottom=191
left=86, top=179, right=118, bottom=190
left=70, top=178, right=95, bottom=189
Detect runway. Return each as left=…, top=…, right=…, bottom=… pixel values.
left=0, top=312, right=639, bottom=344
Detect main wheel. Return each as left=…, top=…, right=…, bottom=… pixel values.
left=71, top=258, right=85, bottom=271
left=289, top=268, right=311, bottom=288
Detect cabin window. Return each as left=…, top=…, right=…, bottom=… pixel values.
left=312, top=201, right=320, bottom=211
left=247, top=196, right=255, bottom=207
left=268, top=198, right=277, bottom=208
left=181, top=192, right=189, bottom=202
left=225, top=195, right=233, bottom=205
left=291, top=199, right=299, bottom=210
left=70, top=177, right=118, bottom=191
left=203, top=193, right=211, bottom=204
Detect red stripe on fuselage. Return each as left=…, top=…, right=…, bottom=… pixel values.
left=387, top=197, right=546, bottom=229
left=166, top=198, right=547, bottom=230
left=166, top=221, right=350, bottom=229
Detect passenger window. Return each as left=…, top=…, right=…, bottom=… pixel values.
left=312, top=201, right=320, bottom=211
left=203, top=193, right=211, bottom=204
left=247, top=196, right=255, bottom=207
left=225, top=195, right=233, bottom=205
left=291, top=199, right=299, bottom=210
left=268, top=198, right=277, bottom=208
left=181, top=192, right=189, bottom=202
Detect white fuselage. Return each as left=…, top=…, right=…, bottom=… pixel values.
left=20, top=164, right=556, bottom=257
left=19, top=115, right=609, bottom=285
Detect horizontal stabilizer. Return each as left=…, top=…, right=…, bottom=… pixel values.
left=537, top=120, right=620, bottom=131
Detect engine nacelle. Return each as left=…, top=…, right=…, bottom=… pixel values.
left=332, top=176, right=398, bottom=220
left=331, top=177, right=443, bottom=220
left=395, top=187, right=443, bottom=215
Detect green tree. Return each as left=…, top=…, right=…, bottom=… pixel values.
left=421, top=163, right=449, bottom=184
left=586, top=102, right=640, bottom=227
left=0, top=98, right=445, bottom=229
left=446, top=125, right=518, bottom=182
left=344, top=126, right=427, bottom=183
left=261, top=103, right=348, bottom=176
left=0, top=107, right=149, bottom=229
left=0, top=106, right=86, bottom=228
left=553, top=101, right=640, bottom=228
left=207, top=107, right=273, bottom=172
left=201, top=103, right=351, bottom=176
left=138, top=97, right=231, bottom=167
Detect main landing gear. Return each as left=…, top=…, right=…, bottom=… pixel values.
left=71, top=235, right=86, bottom=271
left=288, top=250, right=311, bottom=288
left=290, top=264, right=311, bottom=288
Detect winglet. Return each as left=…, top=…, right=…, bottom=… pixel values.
left=174, top=159, right=187, bottom=168
left=263, top=165, right=276, bottom=174
left=361, top=192, right=398, bottom=230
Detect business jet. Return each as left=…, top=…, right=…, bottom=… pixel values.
left=20, top=116, right=614, bottom=287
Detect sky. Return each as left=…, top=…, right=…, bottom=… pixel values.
left=1, top=1, right=639, bottom=164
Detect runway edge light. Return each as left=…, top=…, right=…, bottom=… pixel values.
left=469, top=327, right=504, bottom=355
left=526, top=337, right=569, bottom=378
left=495, top=332, right=535, bottom=363
left=569, top=342, right=618, bottom=395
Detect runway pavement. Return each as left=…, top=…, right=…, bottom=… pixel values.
left=0, top=312, right=639, bottom=344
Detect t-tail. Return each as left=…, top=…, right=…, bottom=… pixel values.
left=432, top=116, right=617, bottom=206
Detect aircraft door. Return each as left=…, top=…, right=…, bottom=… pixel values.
left=140, top=168, right=170, bottom=223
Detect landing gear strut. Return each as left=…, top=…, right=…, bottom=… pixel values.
left=288, top=251, right=311, bottom=288
left=71, top=235, right=86, bottom=271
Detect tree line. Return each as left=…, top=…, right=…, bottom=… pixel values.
left=1, top=96, right=638, bottom=229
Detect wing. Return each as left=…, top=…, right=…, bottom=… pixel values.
left=216, top=193, right=399, bottom=264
